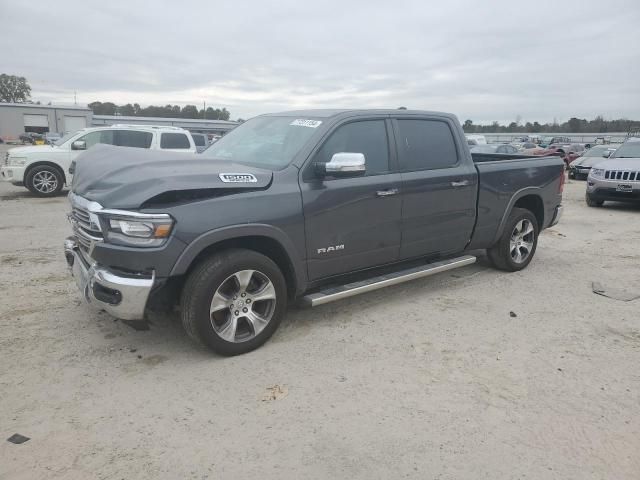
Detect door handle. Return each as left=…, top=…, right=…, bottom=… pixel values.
left=376, top=188, right=399, bottom=197
left=451, top=180, right=470, bottom=187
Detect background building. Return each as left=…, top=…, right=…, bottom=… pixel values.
left=0, top=103, right=92, bottom=140
left=92, top=115, right=238, bottom=136
left=0, top=104, right=239, bottom=142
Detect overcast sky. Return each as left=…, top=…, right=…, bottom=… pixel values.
left=1, top=0, right=639, bottom=123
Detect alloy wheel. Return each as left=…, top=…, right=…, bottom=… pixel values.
left=209, top=269, right=277, bottom=343
left=509, top=219, right=535, bottom=264
left=32, top=170, right=58, bottom=194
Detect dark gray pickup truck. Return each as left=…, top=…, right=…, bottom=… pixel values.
left=65, top=109, right=564, bottom=355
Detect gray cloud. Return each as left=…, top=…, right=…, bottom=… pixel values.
left=2, top=0, right=639, bottom=122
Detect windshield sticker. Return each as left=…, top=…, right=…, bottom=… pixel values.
left=290, top=119, right=322, bottom=128
left=219, top=173, right=258, bottom=183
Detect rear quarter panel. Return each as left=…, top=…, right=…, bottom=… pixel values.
left=467, top=155, right=564, bottom=250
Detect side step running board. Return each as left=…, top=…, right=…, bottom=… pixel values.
left=301, top=255, right=476, bottom=307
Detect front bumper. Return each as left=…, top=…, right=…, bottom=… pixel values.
left=1, top=165, right=26, bottom=184
left=549, top=205, right=563, bottom=227
left=64, top=237, right=154, bottom=320
left=587, top=178, right=640, bottom=202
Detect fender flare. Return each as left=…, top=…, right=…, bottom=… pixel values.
left=492, top=187, right=543, bottom=244
left=170, top=223, right=307, bottom=295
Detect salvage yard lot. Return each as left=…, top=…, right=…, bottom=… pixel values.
left=1, top=151, right=639, bottom=478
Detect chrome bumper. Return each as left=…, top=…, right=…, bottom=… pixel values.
left=64, top=237, right=154, bottom=320
left=550, top=205, right=563, bottom=227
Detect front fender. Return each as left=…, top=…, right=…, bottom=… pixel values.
left=170, top=223, right=307, bottom=295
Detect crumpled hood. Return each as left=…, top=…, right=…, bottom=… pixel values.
left=71, top=144, right=273, bottom=209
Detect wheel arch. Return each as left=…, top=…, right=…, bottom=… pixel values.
left=171, top=224, right=307, bottom=299
left=493, top=189, right=545, bottom=245
left=25, top=161, right=67, bottom=185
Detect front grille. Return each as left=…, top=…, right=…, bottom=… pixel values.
left=605, top=170, right=640, bottom=181
left=69, top=199, right=103, bottom=252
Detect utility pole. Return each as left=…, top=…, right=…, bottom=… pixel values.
left=74, top=91, right=77, bottom=105
left=203, top=101, right=206, bottom=119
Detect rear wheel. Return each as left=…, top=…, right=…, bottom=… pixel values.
left=181, top=249, right=287, bottom=356
left=25, top=165, right=64, bottom=197
left=488, top=208, right=539, bottom=272
left=585, top=193, right=604, bottom=207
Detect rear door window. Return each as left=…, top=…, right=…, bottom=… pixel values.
left=160, top=133, right=191, bottom=149
left=395, top=119, right=458, bottom=171
left=114, top=130, right=153, bottom=148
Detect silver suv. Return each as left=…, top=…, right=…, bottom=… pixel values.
left=586, top=137, right=640, bottom=206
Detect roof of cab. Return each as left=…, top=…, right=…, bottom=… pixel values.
left=264, top=108, right=457, bottom=120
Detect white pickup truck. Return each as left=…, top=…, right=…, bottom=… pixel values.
left=1, top=124, right=197, bottom=197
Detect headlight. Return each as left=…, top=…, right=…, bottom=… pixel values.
left=98, top=212, right=174, bottom=247
left=590, top=168, right=605, bottom=179
left=8, top=156, right=27, bottom=166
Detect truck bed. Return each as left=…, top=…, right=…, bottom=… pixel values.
left=467, top=154, right=564, bottom=250
left=471, top=152, right=561, bottom=163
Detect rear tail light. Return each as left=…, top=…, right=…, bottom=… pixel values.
left=559, top=167, right=566, bottom=193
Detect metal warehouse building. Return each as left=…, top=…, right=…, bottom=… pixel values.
left=92, top=115, right=238, bottom=136
left=0, top=103, right=92, bottom=141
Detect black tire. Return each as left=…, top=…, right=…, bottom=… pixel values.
left=487, top=207, right=539, bottom=272
left=568, top=171, right=575, bottom=179
left=181, top=248, right=287, bottom=356
left=25, top=165, right=64, bottom=197
left=585, top=194, right=604, bottom=207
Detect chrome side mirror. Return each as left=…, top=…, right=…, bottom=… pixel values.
left=71, top=140, right=87, bottom=151
left=317, top=152, right=366, bottom=178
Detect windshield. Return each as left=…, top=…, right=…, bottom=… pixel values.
left=54, top=132, right=78, bottom=146
left=200, top=116, right=321, bottom=169
left=612, top=140, right=640, bottom=158
left=583, top=146, right=609, bottom=157
left=470, top=145, right=497, bottom=153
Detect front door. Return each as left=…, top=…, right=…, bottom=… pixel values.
left=300, top=119, right=402, bottom=280
left=392, top=117, right=478, bottom=259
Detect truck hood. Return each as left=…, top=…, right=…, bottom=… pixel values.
left=593, top=158, right=640, bottom=170
left=7, top=144, right=62, bottom=155
left=72, top=144, right=274, bottom=209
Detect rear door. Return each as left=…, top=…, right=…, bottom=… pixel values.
left=300, top=118, right=402, bottom=280
left=393, top=117, right=477, bottom=259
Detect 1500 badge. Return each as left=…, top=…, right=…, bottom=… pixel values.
left=219, top=173, right=258, bottom=183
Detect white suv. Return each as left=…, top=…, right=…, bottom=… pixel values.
left=1, top=124, right=197, bottom=197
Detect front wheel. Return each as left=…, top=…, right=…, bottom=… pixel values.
left=25, top=165, right=64, bottom=197
left=181, top=249, right=287, bottom=356
left=488, top=207, right=539, bottom=272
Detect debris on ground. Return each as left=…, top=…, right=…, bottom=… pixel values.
left=7, top=433, right=30, bottom=444
left=262, top=385, right=288, bottom=401
left=509, top=311, right=517, bottom=318
left=592, top=282, right=640, bottom=302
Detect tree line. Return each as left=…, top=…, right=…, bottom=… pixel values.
left=88, top=101, right=231, bottom=121
left=463, top=117, right=640, bottom=134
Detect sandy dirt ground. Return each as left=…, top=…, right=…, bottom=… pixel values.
left=1, top=146, right=639, bottom=479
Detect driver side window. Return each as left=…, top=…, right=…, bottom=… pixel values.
left=314, top=120, right=390, bottom=177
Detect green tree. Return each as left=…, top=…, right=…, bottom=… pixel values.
left=0, top=74, right=31, bottom=102
left=462, top=119, right=474, bottom=133
left=181, top=105, right=199, bottom=118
